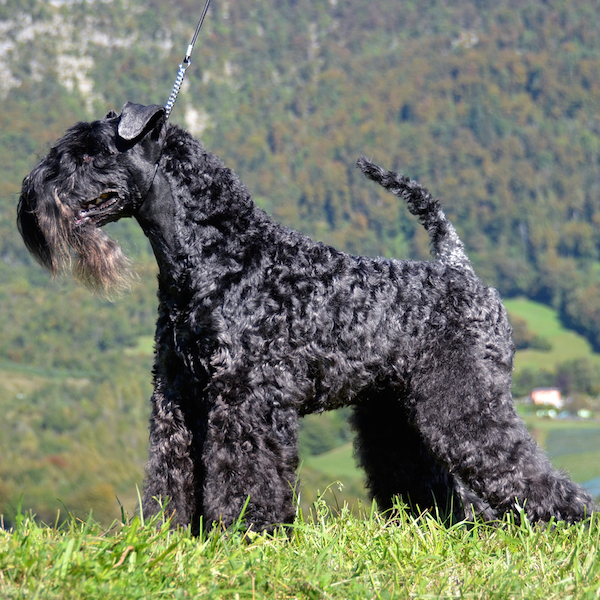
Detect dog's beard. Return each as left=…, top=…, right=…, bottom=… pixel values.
left=19, top=187, right=135, bottom=296
left=70, top=225, right=135, bottom=295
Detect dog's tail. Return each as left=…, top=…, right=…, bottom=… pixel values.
left=357, top=157, right=473, bottom=273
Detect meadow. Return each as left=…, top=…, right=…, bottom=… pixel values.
left=2, top=501, right=600, bottom=599
left=503, top=298, right=600, bottom=372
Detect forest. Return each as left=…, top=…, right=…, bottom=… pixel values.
left=3, top=0, right=600, bottom=524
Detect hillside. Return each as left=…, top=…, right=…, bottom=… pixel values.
left=3, top=0, right=600, bottom=524
left=3, top=0, right=600, bottom=369
left=5, top=0, right=600, bottom=363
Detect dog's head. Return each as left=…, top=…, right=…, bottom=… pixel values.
left=17, top=102, right=166, bottom=292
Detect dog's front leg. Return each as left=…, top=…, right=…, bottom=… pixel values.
left=201, top=392, right=300, bottom=532
left=142, top=379, right=202, bottom=530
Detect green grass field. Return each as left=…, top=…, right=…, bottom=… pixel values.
left=2, top=505, right=600, bottom=599
left=504, top=298, right=600, bottom=372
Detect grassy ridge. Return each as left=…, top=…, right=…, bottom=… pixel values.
left=504, top=298, right=600, bottom=372
left=2, top=505, right=600, bottom=599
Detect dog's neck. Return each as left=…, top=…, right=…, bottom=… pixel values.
left=134, top=169, right=178, bottom=276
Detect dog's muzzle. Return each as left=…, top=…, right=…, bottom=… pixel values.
left=75, top=190, right=125, bottom=225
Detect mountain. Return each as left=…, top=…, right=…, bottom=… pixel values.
left=2, top=0, right=600, bottom=523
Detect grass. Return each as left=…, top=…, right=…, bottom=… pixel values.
left=2, top=503, right=600, bottom=599
left=504, top=298, right=600, bottom=372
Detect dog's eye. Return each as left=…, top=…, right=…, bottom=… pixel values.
left=82, top=146, right=104, bottom=164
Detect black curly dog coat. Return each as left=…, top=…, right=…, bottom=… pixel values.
left=17, top=102, right=593, bottom=531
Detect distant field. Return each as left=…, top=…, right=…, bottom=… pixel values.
left=302, top=417, right=600, bottom=506
left=301, top=442, right=368, bottom=509
left=304, top=443, right=359, bottom=481
left=504, top=297, right=600, bottom=372
left=524, top=416, right=600, bottom=484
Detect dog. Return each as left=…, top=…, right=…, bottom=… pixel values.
left=17, top=102, right=594, bottom=531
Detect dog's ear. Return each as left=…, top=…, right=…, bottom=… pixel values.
left=117, top=102, right=166, bottom=142
left=105, top=110, right=119, bottom=119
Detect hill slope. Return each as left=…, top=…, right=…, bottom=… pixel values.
left=3, top=0, right=600, bottom=524
left=4, top=0, right=600, bottom=365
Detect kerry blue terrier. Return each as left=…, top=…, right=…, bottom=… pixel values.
left=17, top=102, right=594, bottom=532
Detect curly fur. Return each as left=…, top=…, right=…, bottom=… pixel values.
left=17, top=103, right=594, bottom=532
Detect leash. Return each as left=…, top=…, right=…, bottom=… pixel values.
left=139, top=0, right=210, bottom=209
left=164, top=0, right=212, bottom=119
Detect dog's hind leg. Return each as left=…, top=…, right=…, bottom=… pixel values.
left=351, top=391, right=477, bottom=522
left=409, top=328, right=594, bottom=523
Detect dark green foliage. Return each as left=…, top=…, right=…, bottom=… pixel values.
left=556, top=359, right=600, bottom=397
left=513, top=368, right=557, bottom=398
